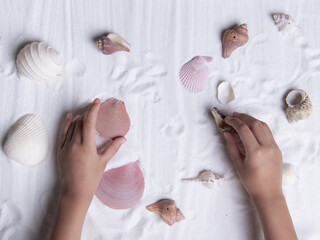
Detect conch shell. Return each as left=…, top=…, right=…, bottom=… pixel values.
left=285, top=89, right=312, bottom=123
left=211, top=107, right=232, bottom=132
left=272, top=13, right=302, bottom=35
left=96, top=33, right=130, bottom=55
left=222, top=24, right=249, bottom=58
left=146, top=199, right=185, bottom=226
left=182, top=170, right=223, bottom=189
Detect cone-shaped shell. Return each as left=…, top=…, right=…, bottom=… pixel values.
left=211, top=107, right=232, bottom=132
left=96, top=33, right=131, bottom=55
left=16, top=42, right=64, bottom=83
left=95, top=161, right=145, bottom=209
left=182, top=170, right=223, bottom=189
left=272, top=13, right=302, bottom=35
left=146, top=199, right=185, bottom=226
left=222, top=24, right=249, bottom=58
left=285, top=89, right=312, bottom=123
left=179, top=56, right=212, bottom=92
left=3, top=114, right=49, bottom=166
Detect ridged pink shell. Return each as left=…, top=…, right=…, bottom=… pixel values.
left=179, top=56, right=212, bottom=92
left=96, top=99, right=130, bottom=139
left=95, top=161, right=145, bottom=209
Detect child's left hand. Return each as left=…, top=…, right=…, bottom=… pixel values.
left=58, top=98, right=126, bottom=202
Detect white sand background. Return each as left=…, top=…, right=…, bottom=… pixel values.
left=1, top=0, right=320, bottom=239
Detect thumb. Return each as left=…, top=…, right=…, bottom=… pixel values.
left=100, top=137, right=127, bottom=164
left=224, top=131, right=244, bottom=171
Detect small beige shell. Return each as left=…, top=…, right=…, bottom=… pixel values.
left=272, top=13, right=302, bottom=35
left=217, top=81, right=235, bottom=104
left=222, top=24, right=249, bottom=58
left=182, top=170, right=223, bottom=189
left=211, top=107, right=232, bottom=132
left=285, top=89, right=312, bottom=123
left=96, top=33, right=130, bottom=55
left=146, top=199, right=185, bottom=226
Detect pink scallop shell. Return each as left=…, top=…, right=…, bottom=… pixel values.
left=179, top=56, right=212, bottom=92
left=95, top=161, right=145, bottom=209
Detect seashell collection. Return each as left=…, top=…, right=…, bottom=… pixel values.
left=146, top=199, right=185, bottom=226
left=16, top=42, right=64, bottom=83
left=285, top=89, right=312, bottom=123
left=4, top=114, right=49, bottom=166
left=222, top=23, right=249, bottom=58
left=179, top=56, right=212, bottom=92
left=96, top=33, right=131, bottom=55
left=182, top=170, right=223, bottom=189
left=272, top=13, right=302, bottom=36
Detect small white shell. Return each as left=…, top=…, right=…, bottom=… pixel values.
left=16, top=42, right=64, bottom=83
left=282, top=163, right=298, bottom=185
left=272, top=13, right=302, bottom=35
left=182, top=170, right=223, bottom=189
left=179, top=56, right=212, bottom=92
left=285, top=89, right=312, bottom=123
left=217, top=81, right=235, bottom=104
left=3, top=114, right=49, bottom=166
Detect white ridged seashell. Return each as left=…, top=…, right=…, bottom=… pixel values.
left=179, top=56, right=212, bottom=92
left=282, top=163, right=298, bottom=185
left=182, top=170, right=223, bottom=189
left=217, top=81, right=235, bottom=104
left=16, top=42, right=64, bottom=83
left=3, top=114, right=49, bottom=166
left=285, top=89, right=312, bottom=123
left=272, top=13, right=302, bottom=35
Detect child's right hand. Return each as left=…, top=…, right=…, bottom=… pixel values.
left=223, top=112, right=283, bottom=202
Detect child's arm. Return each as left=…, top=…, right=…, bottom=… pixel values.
left=50, top=99, right=126, bottom=240
left=224, top=112, right=298, bottom=240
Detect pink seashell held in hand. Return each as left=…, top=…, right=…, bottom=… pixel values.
left=95, top=161, right=145, bottom=209
left=179, top=56, right=212, bottom=92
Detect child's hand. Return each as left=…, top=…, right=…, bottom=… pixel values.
left=58, top=98, right=126, bottom=202
left=224, top=113, right=283, bottom=202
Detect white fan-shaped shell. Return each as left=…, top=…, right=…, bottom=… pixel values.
left=272, top=13, right=301, bottom=35
left=282, top=163, right=298, bottom=185
left=179, top=56, right=212, bottom=92
left=3, top=114, right=49, bottom=166
left=16, top=42, right=64, bottom=83
left=217, top=81, right=235, bottom=104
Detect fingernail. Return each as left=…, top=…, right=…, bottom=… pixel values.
left=223, top=131, right=230, bottom=140
left=66, top=113, right=72, bottom=120
left=225, top=117, right=232, bottom=122
left=119, top=137, right=127, bottom=145
left=93, top=98, right=100, bottom=104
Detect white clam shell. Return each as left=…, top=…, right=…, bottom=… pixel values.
left=217, top=81, right=235, bottom=104
left=272, top=13, right=302, bottom=36
left=3, top=114, right=49, bottom=166
left=282, top=163, right=298, bottom=185
left=285, top=89, right=312, bottom=123
left=16, top=42, right=64, bottom=83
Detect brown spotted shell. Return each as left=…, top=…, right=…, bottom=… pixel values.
left=96, top=33, right=130, bottom=55
left=146, top=199, right=185, bottom=226
left=222, top=24, right=249, bottom=58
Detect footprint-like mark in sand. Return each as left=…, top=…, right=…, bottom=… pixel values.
left=160, top=116, right=185, bottom=137
left=64, top=58, right=86, bottom=79
left=0, top=201, right=22, bottom=239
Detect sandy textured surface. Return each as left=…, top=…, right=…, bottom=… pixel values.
left=1, top=0, right=320, bottom=239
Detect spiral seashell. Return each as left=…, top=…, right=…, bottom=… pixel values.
left=96, top=33, right=131, bottom=55
left=272, top=13, right=302, bottom=35
left=222, top=24, right=249, bottom=58
left=146, top=199, right=185, bottom=226
left=182, top=170, right=223, bottom=189
left=217, top=81, right=235, bottom=104
left=211, top=107, right=232, bottom=132
left=3, top=114, right=49, bottom=166
left=179, top=56, right=212, bottom=92
left=16, top=42, right=64, bottom=83
left=95, top=161, right=145, bottom=209
left=285, top=89, right=312, bottom=123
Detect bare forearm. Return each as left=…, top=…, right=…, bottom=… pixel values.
left=253, top=194, right=297, bottom=240
left=51, top=194, right=91, bottom=240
